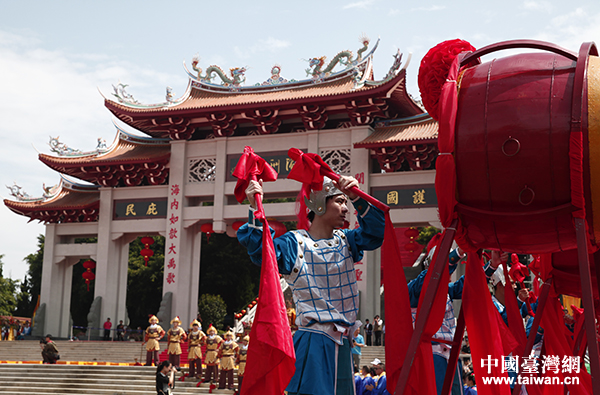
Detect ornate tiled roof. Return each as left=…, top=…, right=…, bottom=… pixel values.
left=4, top=177, right=100, bottom=223
left=103, top=43, right=423, bottom=139
left=354, top=114, right=438, bottom=148
left=39, top=125, right=171, bottom=187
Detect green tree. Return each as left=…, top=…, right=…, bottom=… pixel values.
left=0, top=255, right=17, bottom=316
left=198, top=294, right=227, bottom=329
left=199, top=232, right=260, bottom=316
left=68, top=238, right=98, bottom=327
left=14, top=235, right=44, bottom=317
left=126, top=236, right=165, bottom=329
left=416, top=226, right=441, bottom=251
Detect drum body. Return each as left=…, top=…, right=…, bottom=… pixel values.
left=454, top=51, right=600, bottom=253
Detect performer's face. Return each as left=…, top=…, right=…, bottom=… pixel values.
left=321, top=194, right=348, bottom=228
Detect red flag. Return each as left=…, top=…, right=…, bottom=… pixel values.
left=233, top=147, right=296, bottom=395
left=501, top=261, right=528, bottom=364
left=463, top=254, right=512, bottom=395
left=241, top=215, right=296, bottom=395
left=540, top=297, right=593, bottom=395
left=381, top=214, right=419, bottom=394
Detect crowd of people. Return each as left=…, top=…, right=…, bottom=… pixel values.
left=0, top=318, right=31, bottom=340
left=145, top=314, right=249, bottom=394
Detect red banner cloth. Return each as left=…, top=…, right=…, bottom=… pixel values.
left=241, top=215, right=296, bottom=395
left=540, top=296, right=592, bottom=395
left=233, top=147, right=296, bottom=395
left=502, top=261, right=527, bottom=358
left=413, top=232, right=451, bottom=395
left=232, top=146, right=278, bottom=207
left=382, top=214, right=420, bottom=394
left=463, top=254, right=513, bottom=395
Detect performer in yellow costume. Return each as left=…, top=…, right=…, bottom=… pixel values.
left=218, top=330, right=239, bottom=390
left=144, top=315, right=165, bottom=366
left=187, top=319, right=206, bottom=380
left=236, top=335, right=249, bottom=392
left=167, top=316, right=187, bottom=371
left=203, top=325, right=223, bottom=384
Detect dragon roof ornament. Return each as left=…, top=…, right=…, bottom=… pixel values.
left=48, top=136, right=110, bottom=157
left=191, top=55, right=248, bottom=91
left=106, top=36, right=411, bottom=108
left=5, top=177, right=99, bottom=203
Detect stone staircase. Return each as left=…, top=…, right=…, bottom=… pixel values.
left=0, top=340, right=145, bottom=364
left=0, top=364, right=238, bottom=394
left=359, top=345, right=386, bottom=367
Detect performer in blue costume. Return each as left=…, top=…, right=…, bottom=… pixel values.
left=238, top=175, right=385, bottom=395
left=407, top=245, right=466, bottom=395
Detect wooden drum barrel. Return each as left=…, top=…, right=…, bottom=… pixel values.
left=434, top=41, right=600, bottom=253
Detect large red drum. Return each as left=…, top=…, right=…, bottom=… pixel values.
left=449, top=41, right=600, bottom=254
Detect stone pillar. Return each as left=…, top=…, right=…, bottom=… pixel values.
left=212, top=138, right=228, bottom=233
left=40, top=224, right=73, bottom=338
left=349, top=126, right=380, bottom=323
left=164, top=140, right=201, bottom=327
left=94, top=187, right=129, bottom=339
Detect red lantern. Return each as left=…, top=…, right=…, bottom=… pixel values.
left=251, top=300, right=257, bottom=306
left=255, top=297, right=259, bottom=301
left=404, top=227, right=419, bottom=239
left=268, top=219, right=287, bottom=238
left=241, top=310, right=246, bottom=315
left=81, top=260, right=96, bottom=292
left=141, top=236, right=155, bottom=246
left=201, top=223, right=214, bottom=242
left=140, top=236, right=155, bottom=266
left=404, top=242, right=419, bottom=253
left=232, top=221, right=245, bottom=231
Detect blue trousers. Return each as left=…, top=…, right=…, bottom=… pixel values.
left=287, top=331, right=354, bottom=395
left=433, top=354, right=463, bottom=395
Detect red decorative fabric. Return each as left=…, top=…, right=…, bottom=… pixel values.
left=463, top=254, right=512, bottom=395
left=233, top=148, right=296, bottom=395
left=501, top=262, right=527, bottom=358
left=232, top=146, right=279, bottom=210
left=540, top=297, right=593, bottom=394
left=508, top=254, right=529, bottom=285
left=413, top=233, right=450, bottom=395
left=382, top=214, right=418, bottom=394
left=418, top=39, right=477, bottom=121
left=287, top=148, right=335, bottom=230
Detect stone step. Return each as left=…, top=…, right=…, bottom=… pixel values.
left=0, top=364, right=238, bottom=394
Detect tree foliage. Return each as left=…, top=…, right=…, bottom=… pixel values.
left=199, top=232, right=260, bottom=318
left=416, top=226, right=441, bottom=251
left=198, top=294, right=227, bottom=330
left=126, top=236, right=165, bottom=329
left=14, top=235, right=44, bottom=317
left=0, top=255, right=18, bottom=316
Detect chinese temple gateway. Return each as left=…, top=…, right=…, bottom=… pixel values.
left=4, top=38, right=442, bottom=338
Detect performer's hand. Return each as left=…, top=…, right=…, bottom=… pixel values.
left=518, top=288, right=530, bottom=302
left=334, top=175, right=359, bottom=200
left=245, top=179, right=263, bottom=209
left=490, top=251, right=509, bottom=269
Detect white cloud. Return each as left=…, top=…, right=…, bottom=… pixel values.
left=531, top=8, right=600, bottom=51
left=521, top=0, right=554, bottom=13
left=410, top=5, right=446, bottom=12
left=234, top=37, right=292, bottom=60
left=343, top=0, right=375, bottom=10
left=0, top=29, right=178, bottom=281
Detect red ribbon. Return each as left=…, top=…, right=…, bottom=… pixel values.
left=233, top=146, right=279, bottom=220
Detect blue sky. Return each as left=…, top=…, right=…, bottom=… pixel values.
left=1, top=0, right=599, bottom=281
